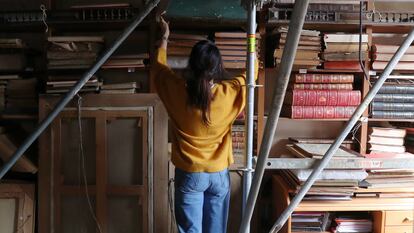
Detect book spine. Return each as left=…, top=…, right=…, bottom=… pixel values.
left=372, top=102, right=414, bottom=111
left=290, top=106, right=356, bottom=119
left=323, top=61, right=361, bottom=70
left=292, top=90, right=360, bottom=106
left=293, top=83, right=353, bottom=90
left=294, top=74, right=354, bottom=83
left=372, top=111, right=414, bottom=119
left=373, top=94, right=414, bottom=103
left=378, top=85, right=414, bottom=94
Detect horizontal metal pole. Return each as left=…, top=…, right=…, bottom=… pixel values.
left=264, top=158, right=414, bottom=170
left=0, top=0, right=160, bottom=179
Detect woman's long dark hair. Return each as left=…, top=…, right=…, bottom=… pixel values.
left=186, top=40, right=228, bottom=125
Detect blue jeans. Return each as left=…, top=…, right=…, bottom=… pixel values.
left=174, top=168, right=230, bottom=233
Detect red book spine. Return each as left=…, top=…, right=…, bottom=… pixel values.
left=294, top=74, right=354, bottom=83
left=324, top=61, right=361, bottom=70
left=293, top=83, right=353, bottom=90
left=291, top=90, right=361, bottom=106
left=290, top=106, right=356, bottom=119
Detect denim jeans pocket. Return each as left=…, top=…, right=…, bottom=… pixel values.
left=219, top=170, right=230, bottom=189
left=175, top=169, right=200, bottom=192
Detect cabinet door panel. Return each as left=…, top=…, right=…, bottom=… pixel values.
left=107, top=117, right=145, bottom=186
left=61, top=118, right=96, bottom=185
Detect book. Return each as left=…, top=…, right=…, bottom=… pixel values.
left=369, top=127, right=406, bottom=138
left=373, top=53, right=414, bottom=62
left=292, top=83, right=353, bottom=90
left=373, top=94, right=414, bottom=103
left=275, top=59, right=320, bottom=67
left=372, top=111, right=414, bottom=119
left=324, top=43, right=368, bottom=53
left=283, top=106, right=356, bottom=119
left=274, top=50, right=319, bottom=60
left=373, top=44, right=414, bottom=54
left=368, top=135, right=405, bottom=146
left=372, top=102, right=414, bottom=111
left=285, top=90, right=361, bottom=106
left=378, top=85, right=414, bottom=94
left=321, top=52, right=368, bottom=61
left=324, top=61, right=361, bottom=70
left=368, top=144, right=406, bottom=153
left=372, top=61, right=414, bottom=71
left=294, top=74, right=354, bottom=83
left=324, top=34, right=368, bottom=43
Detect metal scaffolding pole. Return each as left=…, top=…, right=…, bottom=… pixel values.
left=239, top=1, right=310, bottom=233
left=269, top=27, right=414, bottom=233
left=0, top=0, right=160, bottom=179
left=242, top=1, right=256, bottom=229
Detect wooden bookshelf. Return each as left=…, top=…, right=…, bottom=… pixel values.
left=272, top=174, right=414, bottom=233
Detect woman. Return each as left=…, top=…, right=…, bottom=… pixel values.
left=152, top=17, right=258, bottom=233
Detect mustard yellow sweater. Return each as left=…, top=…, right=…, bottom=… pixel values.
left=152, top=48, right=258, bottom=172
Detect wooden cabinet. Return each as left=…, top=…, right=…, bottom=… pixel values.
left=38, top=94, right=169, bottom=233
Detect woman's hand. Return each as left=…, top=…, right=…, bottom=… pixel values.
left=159, top=15, right=170, bottom=40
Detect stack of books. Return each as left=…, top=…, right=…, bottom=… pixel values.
left=101, top=82, right=138, bottom=94
left=231, top=124, right=245, bottom=168
left=0, top=38, right=27, bottom=72
left=214, top=32, right=260, bottom=69
left=332, top=213, right=372, bottom=233
left=406, top=128, right=414, bottom=153
left=372, top=44, right=414, bottom=71
left=47, top=36, right=104, bottom=70
left=282, top=73, right=360, bottom=119
left=371, top=78, right=414, bottom=119
left=362, top=127, right=414, bottom=191
left=291, top=212, right=331, bottom=233
left=285, top=142, right=366, bottom=200
left=167, top=33, right=208, bottom=69
left=46, top=75, right=101, bottom=94
left=322, top=33, right=368, bottom=70
left=6, top=78, right=37, bottom=111
left=0, top=75, right=26, bottom=112
left=368, top=127, right=407, bottom=154
left=102, top=54, right=149, bottom=69
left=272, top=27, right=321, bottom=70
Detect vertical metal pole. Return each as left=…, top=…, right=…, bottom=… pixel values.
left=0, top=0, right=160, bottom=179
left=242, top=1, right=256, bottom=232
left=270, top=28, right=414, bottom=233
left=239, top=1, right=310, bottom=233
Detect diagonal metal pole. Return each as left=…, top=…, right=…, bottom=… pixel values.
left=270, top=27, right=414, bottom=233
left=238, top=1, right=310, bottom=232
left=0, top=0, right=160, bottom=179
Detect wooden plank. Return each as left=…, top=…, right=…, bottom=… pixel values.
left=38, top=96, right=52, bottom=233
left=107, top=186, right=145, bottom=196
left=153, top=98, right=169, bottom=233
left=54, top=120, right=62, bottom=232
left=141, top=115, right=149, bottom=233
left=96, top=117, right=107, bottom=233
